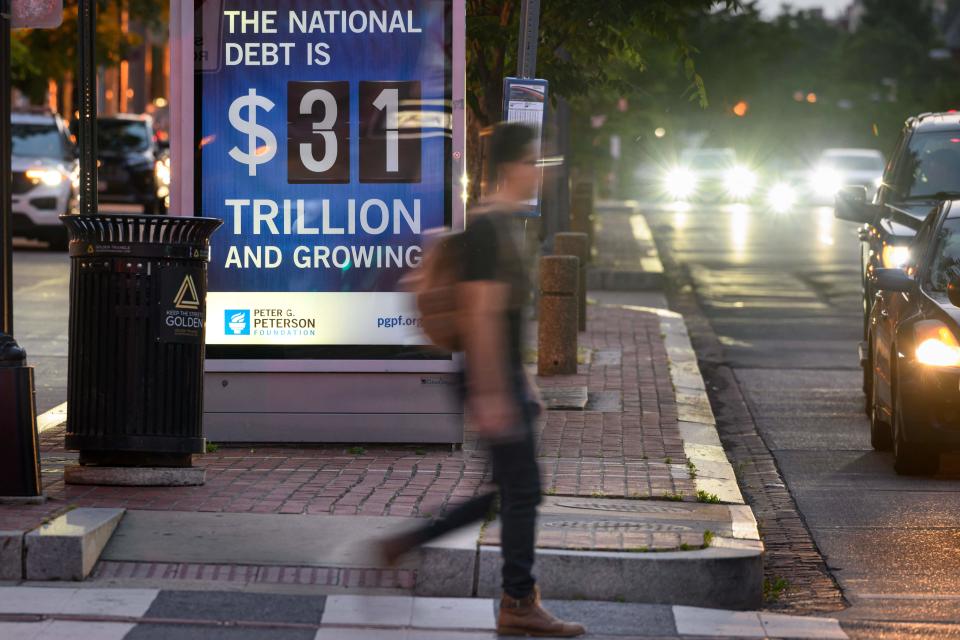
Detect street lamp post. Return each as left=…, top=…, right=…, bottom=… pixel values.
left=0, top=0, right=42, bottom=500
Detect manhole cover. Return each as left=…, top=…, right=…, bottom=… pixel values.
left=555, top=501, right=689, bottom=514
left=542, top=520, right=692, bottom=532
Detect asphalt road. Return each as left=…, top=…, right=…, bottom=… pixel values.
left=646, top=201, right=960, bottom=634
left=11, top=240, right=69, bottom=414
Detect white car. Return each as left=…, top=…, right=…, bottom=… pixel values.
left=807, top=148, right=885, bottom=205
left=11, top=111, right=78, bottom=249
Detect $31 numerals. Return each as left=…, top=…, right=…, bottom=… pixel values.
left=228, top=80, right=421, bottom=184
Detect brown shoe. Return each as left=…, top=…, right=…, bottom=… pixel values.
left=497, top=586, right=586, bottom=637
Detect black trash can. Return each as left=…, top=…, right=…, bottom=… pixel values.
left=60, top=214, right=222, bottom=467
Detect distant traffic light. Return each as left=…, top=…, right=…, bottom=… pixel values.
left=732, top=100, right=748, bottom=117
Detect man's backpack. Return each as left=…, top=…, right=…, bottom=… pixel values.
left=409, top=229, right=463, bottom=352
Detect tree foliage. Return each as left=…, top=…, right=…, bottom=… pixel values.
left=466, top=0, right=734, bottom=128
left=11, top=0, right=168, bottom=99
left=591, top=0, right=960, bottom=192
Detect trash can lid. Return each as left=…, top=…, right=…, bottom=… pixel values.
left=60, top=214, right=222, bottom=257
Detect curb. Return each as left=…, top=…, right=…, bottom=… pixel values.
left=5, top=508, right=125, bottom=582
left=477, top=541, right=763, bottom=610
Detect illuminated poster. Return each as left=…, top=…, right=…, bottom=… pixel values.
left=196, top=1, right=452, bottom=359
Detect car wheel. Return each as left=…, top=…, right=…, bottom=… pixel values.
left=869, top=355, right=892, bottom=451
left=863, top=338, right=872, bottom=417
left=892, top=366, right=938, bottom=475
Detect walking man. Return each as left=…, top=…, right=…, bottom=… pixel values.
left=382, top=122, right=585, bottom=637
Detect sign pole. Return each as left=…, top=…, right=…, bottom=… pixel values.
left=78, top=0, right=98, bottom=217
left=0, top=0, right=13, bottom=339
left=516, top=0, right=539, bottom=80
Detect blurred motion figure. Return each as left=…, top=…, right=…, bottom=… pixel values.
left=382, top=123, right=585, bottom=637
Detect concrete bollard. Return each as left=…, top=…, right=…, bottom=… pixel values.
left=538, top=256, right=579, bottom=376
left=554, top=232, right=589, bottom=332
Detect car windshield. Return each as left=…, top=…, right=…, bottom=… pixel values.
left=897, top=131, right=960, bottom=199
left=925, top=218, right=960, bottom=293
left=683, top=151, right=735, bottom=170
left=12, top=123, right=68, bottom=160
left=824, top=155, right=884, bottom=172
left=98, top=120, right=150, bottom=152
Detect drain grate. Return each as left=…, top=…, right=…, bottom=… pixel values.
left=542, top=520, right=692, bottom=532
left=554, top=500, right=690, bottom=514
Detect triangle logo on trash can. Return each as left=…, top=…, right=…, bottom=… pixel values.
left=174, top=275, right=201, bottom=310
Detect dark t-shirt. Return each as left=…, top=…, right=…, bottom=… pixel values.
left=460, top=209, right=530, bottom=401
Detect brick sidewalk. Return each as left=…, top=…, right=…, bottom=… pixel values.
left=0, top=304, right=693, bottom=545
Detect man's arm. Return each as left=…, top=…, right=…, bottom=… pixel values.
left=458, top=280, right=518, bottom=435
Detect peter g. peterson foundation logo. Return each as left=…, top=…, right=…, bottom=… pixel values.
left=225, top=310, right=251, bottom=335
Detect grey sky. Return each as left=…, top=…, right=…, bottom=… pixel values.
left=755, top=0, right=851, bottom=19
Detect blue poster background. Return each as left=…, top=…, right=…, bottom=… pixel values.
left=199, top=0, right=449, bottom=295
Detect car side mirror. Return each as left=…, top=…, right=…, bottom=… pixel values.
left=873, top=268, right=914, bottom=292
left=835, top=186, right=879, bottom=223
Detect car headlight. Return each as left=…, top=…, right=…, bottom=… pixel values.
left=724, top=166, right=757, bottom=199
left=810, top=166, right=843, bottom=198
left=881, top=244, right=910, bottom=269
left=873, top=176, right=883, bottom=188
left=25, top=168, right=65, bottom=187
left=914, top=320, right=960, bottom=367
left=664, top=167, right=696, bottom=200
left=766, top=182, right=797, bottom=213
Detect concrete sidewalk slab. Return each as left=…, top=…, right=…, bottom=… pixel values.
left=0, top=620, right=135, bottom=640
left=0, top=585, right=158, bottom=616
left=481, top=496, right=758, bottom=552
left=25, top=508, right=124, bottom=581
left=674, top=605, right=848, bottom=639
left=102, top=510, right=419, bottom=569
left=0, top=585, right=851, bottom=638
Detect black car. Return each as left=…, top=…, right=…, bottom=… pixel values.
left=94, top=114, right=169, bottom=214
left=866, top=200, right=960, bottom=474
left=836, top=112, right=960, bottom=343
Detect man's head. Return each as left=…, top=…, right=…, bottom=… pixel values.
left=488, top=123, right=540, bottom=200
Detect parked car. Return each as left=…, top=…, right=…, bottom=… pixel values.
left=11, top=110, right=78, bottom=249
left=95, top=114, right=169, bottom=214
left=866, top=200, right=960, bottom=474
left=835, top=112, right=960, bottom=358
left=807, top=148, right=885, bottom=204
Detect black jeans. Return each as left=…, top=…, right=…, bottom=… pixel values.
left=412, top=423, right=542, bottom=599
